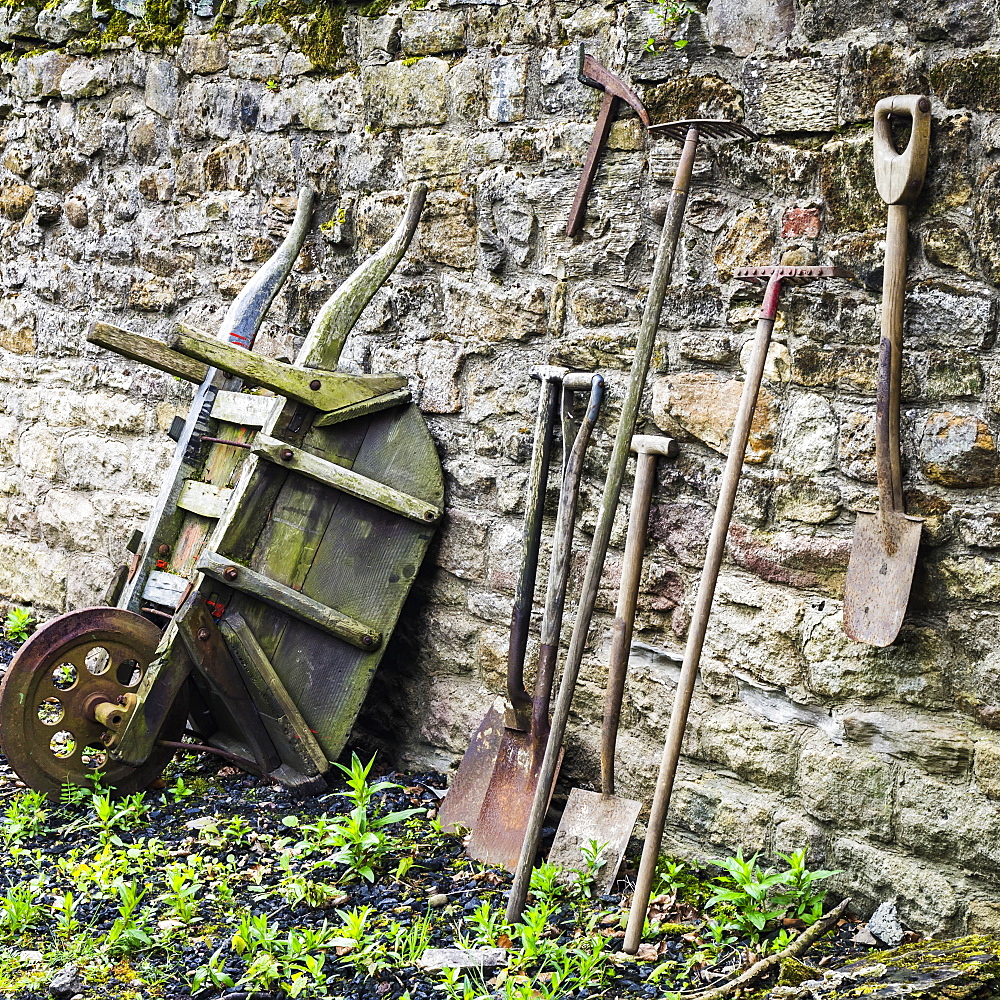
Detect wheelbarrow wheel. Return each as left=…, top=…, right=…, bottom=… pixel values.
left=0, top=608, right=189, bottom=795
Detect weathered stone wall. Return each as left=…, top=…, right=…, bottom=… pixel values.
left=2, top=0, right=1000, bottom=936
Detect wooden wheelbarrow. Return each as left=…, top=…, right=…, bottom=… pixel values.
left=0, top=183, right=444, bottom=795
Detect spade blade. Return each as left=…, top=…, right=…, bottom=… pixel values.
left=843, top=509, right=922, bottom=647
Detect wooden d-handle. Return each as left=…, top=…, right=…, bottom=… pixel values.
left=873, top=95, right=931, bottom=206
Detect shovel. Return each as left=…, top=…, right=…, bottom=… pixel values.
left=622, top=263, right=850, bottom=953
left=547, top=434, right=678, bottom=892
left=843, top=95, right=931, bottom=647
left=467, top=373, right=606, bottom=869
left=439, top=367, right=564, bottom=834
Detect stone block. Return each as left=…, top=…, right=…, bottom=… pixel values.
left=487, top=54, right=528, bottom=123
left=747, top=58, right=839, bottom=133
left=60, top=434, right=130, bottom=490
left=650, top=372, right=777, bottom=463
left=777, top=393, right=838, bottom=474
left=434, top=508, right=489, bottom=581
left=837, top=409, right=876, bottom=482
left=842, top=711, right=973, bottom=776
left=892, top=0, right=995, bottom=46
left=401, top=131, right=466, bottom=180
left=798, top=736, right=896, bottom=840
left=36, top=0, right=92, bottom=42
left=14, top=51, right=72, bottom=102
left=774, top=478, right=841, bottom=524
left=570, top=285, right=631, bottom=327
left=923, top=220, right=976, bottom=276
left=358, top=14, right=400, bottom=60
left=65, top=553, right=115, bottom=610
left=0, top=294, right=37, bottom=354
left=37, top=491, right=101, bottom=552
left=179, top=32, right=228, bottom=74
left=400, top=10, right=465, bottom=55
left=176, top=77, right=238, bottom=140
left=59, top=60, right=109, bottom=99
left=713, top=209, right=775, bottom=278
left=0, top=533, right=66, bottom=610
left=705, top=0, right=792, bottom=57
left=18, top=424, right=60, bottom=479
left=973, top=739, right=1000, bottom=799
left=694, top=707, right=801, bottom=791
left=0, top=4, right=40, bottom=43
left=145, top=58, right=180, bottom=118
left=896, top=773, right=1000, bottom=870
left=906, top=281, right=996, bottom=350
left=417, top=191, right=477, bottom=270
left=803, top=610, right=949, bottom=708
left=919, top=412, right=1000, bottom=488
left=362, top=58, right=449, bottom=129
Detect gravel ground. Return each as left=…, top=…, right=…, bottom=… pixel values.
left=0, top=747, right=874, bottom=1000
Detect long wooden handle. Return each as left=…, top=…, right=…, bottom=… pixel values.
left=876, top=204, right=908, bottom=522
left=601, top=449, right=658, bottom=796
left=624, top=306, right=779, bottom=954
left=566, top=94, right=618, bottom=237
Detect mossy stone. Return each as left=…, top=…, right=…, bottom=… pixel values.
left=818, top=135, right=880, bottom=234
left=641, top=73, right=743, bottom=123
left=931, top=53, right=1000, bottom=112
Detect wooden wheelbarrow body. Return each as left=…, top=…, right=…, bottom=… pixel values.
left=86, top=184, right=441, bottom=791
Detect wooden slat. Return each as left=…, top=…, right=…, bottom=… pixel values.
left=176, top=480, right=232, bottom=519
left=210, top=390, right=277, bottom=428
left=220, top=612, right=328, bottom=775
left=172, top=324, right=408, bottom=411
left=314, top=388, right=412, bottom=427
left=252, top=433, right=441, bottom=525
left=197, top=549, right=381, bottom=651
left=88, top=322, right=208, bottom=384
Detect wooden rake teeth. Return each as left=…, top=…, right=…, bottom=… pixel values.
left=649, top=118, right=758, bottom=143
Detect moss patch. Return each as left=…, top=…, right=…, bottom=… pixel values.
left=247, top=0, right=349, bottom=72
left=641, top=72, right=744, bottom=123
left=931, top=52, right=1000, bottom=111
left=818, top=135, right=880, bottom=234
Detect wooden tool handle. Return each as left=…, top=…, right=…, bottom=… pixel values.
left=873, top=95, right=931, bottom=206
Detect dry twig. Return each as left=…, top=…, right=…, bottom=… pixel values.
left=678, top=897, right=852, bottom=1000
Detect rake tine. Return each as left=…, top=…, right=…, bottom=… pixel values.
left=649, top=118, right=758, bottom=143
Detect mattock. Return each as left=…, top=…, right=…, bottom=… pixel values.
left=566, top=45, right=651, bottom=237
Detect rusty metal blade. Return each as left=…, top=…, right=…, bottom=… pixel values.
left=547, top=787, right=642, bottom=893
left=466, top=729, right=564, bottom=871
left=438, top=697, right=506, bottom=834
left=844, top=509, right=922, bottom=647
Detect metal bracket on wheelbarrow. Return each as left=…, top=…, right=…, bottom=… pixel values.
left=1, top=183, right=443, bottom=796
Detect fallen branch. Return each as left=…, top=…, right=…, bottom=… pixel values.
left=679, top=898, right=852, bottom=1000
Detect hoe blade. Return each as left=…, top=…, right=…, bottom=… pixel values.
left=844, top=509, right=922, bottom=647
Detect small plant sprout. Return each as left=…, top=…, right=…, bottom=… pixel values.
left=3, top=789, right=48, bottom=845
left=3, top=606, right=34, bottom=645
left=645, top=0, right=698, bottom=51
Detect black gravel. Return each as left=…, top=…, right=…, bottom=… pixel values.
left=0, top=749, right=876, bottom=1000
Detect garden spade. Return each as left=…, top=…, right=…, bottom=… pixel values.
left=547, top=434, right=678, bottom=892
left=438, top=368, right=564, bottom=834
left=467, top=373, right=605, bottom=870
left=843, top=95, right=930, bottom=648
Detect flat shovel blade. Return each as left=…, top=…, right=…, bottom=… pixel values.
left=466, top=729, right=564, bottom=871
left=547, top=787, right=642, bottom=894
left=438, top=697, right=506, bottom=834
left=844, top=509, right=922, bottom=647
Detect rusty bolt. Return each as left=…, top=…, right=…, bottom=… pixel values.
left=197, top=627, right=210, bottom=641
left=223, top=566, right=239, bottom=581
left=279, top=448, right=294, bottom=462
left=919, top=96, right=931, bottom=113
left=424, top=510, right=435, bottom=521
left=157, top=544, right=170, bottom=556
left=309, top=379, right=321, bottom=391
left=361, top=635, right=375, bottom=647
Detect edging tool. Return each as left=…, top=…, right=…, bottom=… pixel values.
left=547, top=433, right=679, bottom=892
left=506, top=117, right=756, bottom=924
left=843, top=95, right=931, bottom=647
left=566, top=46, right=651, bottom=237
left=622, top=263, right=851, bottom=954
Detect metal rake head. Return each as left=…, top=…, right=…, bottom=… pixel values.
left=734, top=264, right=852, bottom=286
left=649, top=119, right=758, bottom=143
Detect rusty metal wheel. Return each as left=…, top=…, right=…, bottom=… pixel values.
left=0, top=607, right=188, bottom=795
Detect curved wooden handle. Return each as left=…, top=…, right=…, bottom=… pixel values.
left=873, top=95, right=931, bottom=206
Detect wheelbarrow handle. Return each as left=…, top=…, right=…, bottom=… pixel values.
left=873, top=95, right=931, bottom=206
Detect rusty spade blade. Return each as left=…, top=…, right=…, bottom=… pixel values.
left=467, top=375, right=605, bottom=870
left=844, top=95, right=931, bottom=647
